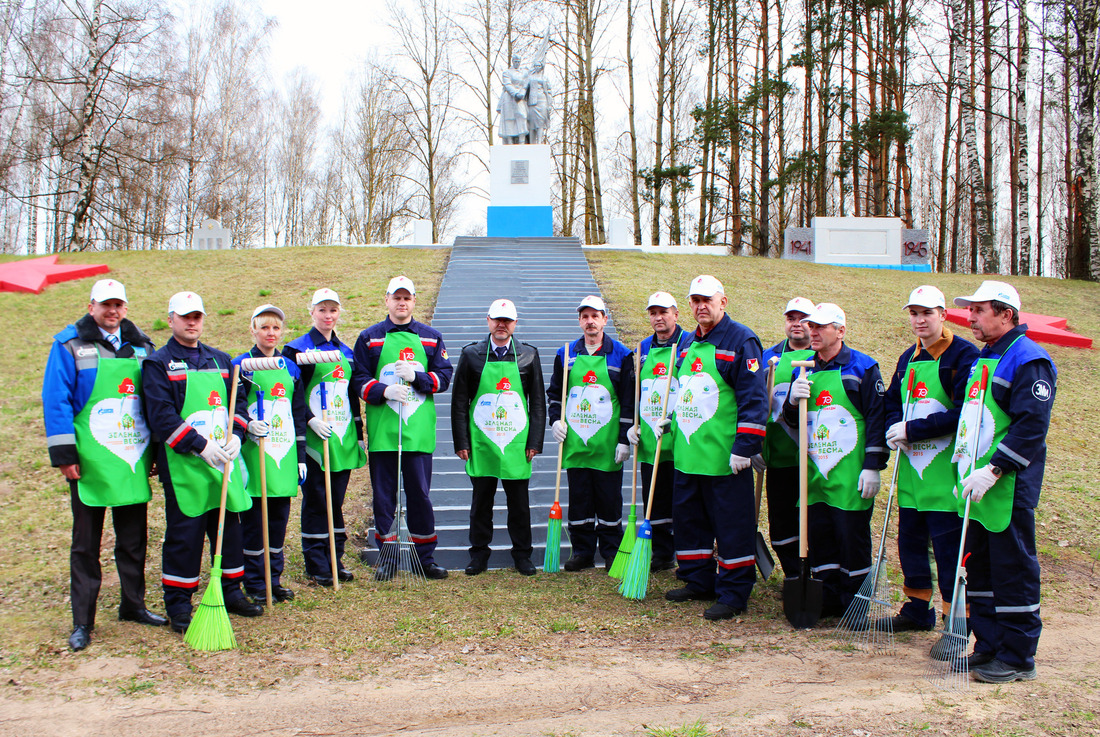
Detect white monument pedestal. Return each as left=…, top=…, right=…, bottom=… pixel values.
left=783, top=217, right=931, bottom=272
left=487, top=144, right=553, bottom=237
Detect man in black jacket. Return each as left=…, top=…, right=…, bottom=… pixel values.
left=451, top=299, right=546, bottom=576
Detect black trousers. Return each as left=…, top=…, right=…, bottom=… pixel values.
left=807, top=502, right=873, bottom=616
left=468, top=476, right=533, bottom=562
left=241, top=496, right=292, bottom=594
left=300, top=456, right=350, bottom=577
left=566, top=466, right=624, bottom=562
left=765, top=464, right=801, bottom=578
left=638, top=461, right=675, bottom=564
left=69, top=482, right=148, bottom=627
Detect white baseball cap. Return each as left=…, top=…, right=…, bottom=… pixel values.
left=90, top=279, right=127, bottom=304
left=688, top=275, right=724, bottom=297
left=801, top=302, right=847, bottom=327
left=251, top=303, right=285, bottom=322
left=168, top=291, right=206, bottom=316
left=953, top=280, right=1022, bottom=311
left=386, top=276, right=416, bottom=295
left=906, top=285, right=946, bottom=310
left=311, top=288, right=341, bottom=306
left=784, top=297, right=815, bottom=316
left=487, top=298, right=518, bottom=321
left=646, top=291, right=677, bottom=309
left=577, top=295, right=607, bottom=313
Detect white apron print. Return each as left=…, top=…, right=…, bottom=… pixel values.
left=379, top=361, right=426, bottom=423
left=89, top=391, right=150, bottom=471
left=566, top=383, right=613, bottom=444
left=902, top=397, right=953, bottom=479
left=807, top=401, right=858, bottom=478
left=640, top=374, right=679, bottom=442
left=309, top=365, right=355, bottom=435
left=951, top=400, right=996, bottom=472
left=185, top=404, right=230, bottom=473
left=473, top=389, right=528, bottom=452
left=675, top=372, right=720, bottom=444
left=248, top=396, right=294, bottom=466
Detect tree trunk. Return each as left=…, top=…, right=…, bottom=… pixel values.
left=938, top=32, right=956, bottom=272
left=67, top=0, right=103, bottom=252
left=1015, top=0, right=1031, bottom=276
left=758, top=0, right=770, bottom=256
left=627, top=0, right=642, bottom=244
left=651, top=0, right=670, bottom=245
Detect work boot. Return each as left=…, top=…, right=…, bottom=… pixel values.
left=972, top=658, right=1037, bottom=683
left=875, top=614, right=934, bottom=632
left=424, top=563, right=449, bottom=580
left=272, top=585, right=295, bottom=602
left=464, top=558, right=488, bottom=576
left=68, top=625, right=92, bottom=651
left=374, top=562, right=396, bottom=581
left=563, top=556, right=594, bottom=572
left=665, top=586, right=716, bottom=602
left=226, top=597, right=263, bottom=617
left=169, top=613, right=191, bottom=634
left=951, top=651, right=995, bottom=673
left=703, top=603, right=744, bottom=621
left=514, top=558, right=537, bottom=576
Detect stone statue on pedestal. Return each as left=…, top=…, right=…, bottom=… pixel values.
left=496, top=33, right=552, bottom=145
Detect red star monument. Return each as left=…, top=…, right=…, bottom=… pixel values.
left=0, top=255, right=109, bottom=294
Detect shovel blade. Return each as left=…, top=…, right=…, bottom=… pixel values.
left=783, top=565, right=824, bottom=629
left=755, top=532, right=775, bottom=580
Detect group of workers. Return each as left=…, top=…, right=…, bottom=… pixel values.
left=43, top=272, right=1056, bottom=685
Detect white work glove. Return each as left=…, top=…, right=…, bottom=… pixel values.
left=298, top=463, right=307, bottom=482
left=384, top=383, right=411, bottom=404
left=552, top=420, right=568, bottom=443
left=308, top=416, right=333, bottom=439
left=790, top=375, right=812, bottom=401
left=627, top=425, right=640, bottom=446
left=247, top=419, right=270, bottom=438
left=615, top=443, right=631, bottom=465
left=656, top=417, right=672, bottom=434
left=858, top=469, right=882, bottom=499
left=961, top=465, right=999, bottom=503
left=885, top=421, right=909, bottom=451
left=750, top=454, right=766, bottom=473
left=393, top=360, right=416, bottom=382
left=729, top=454, right=751, bottom=474
left=199, top=438, right=231, bottom=468
left=221, top=433, right=241, bottom=460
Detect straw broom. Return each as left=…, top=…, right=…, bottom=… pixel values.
left=543, top=342, right=570, bottom=573
left=609, top=346, right=642, bottom=579
left=185, top=364, right=242, bottom=651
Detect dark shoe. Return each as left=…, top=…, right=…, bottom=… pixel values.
left=703, top=603, right=744, bottom=621
left=169, top=614, right=191, bottom=634
left=514, top=558, right=537, bottom=576
left=665, top=586, right=716, bottom=603
left=424, top=563, right=449, bottom=580
left=973, top=658, right=1037, bottom=683
left=225, top=597, right=264, bottom=618
left=374, top=562, right=396, bottom=581
left=930, top=630, right=970, bottom=661
left=651, top=558, right=676, bottom=572
left=119, top=608, right=169, bottom=627
left=951, top=651, right=996, bottom=673
left=337, top=568, right=355, bottom=582
left=876, top=614, right=934, bottom=632
left=465, top=559, right=488, bottom=576
left=68, top=625, right=91, bottom=651
left=563, top=556, right=595, bottom=572
left=308, top=574, right=335, bottom=587
left=272, top=585, right=295, bottom=602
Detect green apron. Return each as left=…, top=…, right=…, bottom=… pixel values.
left=163, top=363, right=250, bottom=518
left=467, top=341, right=531, bottom=480
left=72, top=349, right=153, bottom=506
left=562, top=352, right=621, bottom=472
left=897, top=357, right=958, bottom=512
left=242, top=361, right=299, bottom=498
left=762, top=347, right=814, bottom=468
left=805, top=368, right=869, bottom=511
left=672, top=342, right=737, bottom=477
left=363, top=332, right=437, bottom=454
left=952, top=340, right=1021, bottom=533
left=638, top=344, right=679, bottom=466
left=305, top=350, right=367, bottom=471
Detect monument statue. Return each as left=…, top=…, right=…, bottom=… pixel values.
left=496, top=33, right=553, bottom=145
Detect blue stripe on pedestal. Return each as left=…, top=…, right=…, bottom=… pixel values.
left=487, top=206, right=553, bottom=237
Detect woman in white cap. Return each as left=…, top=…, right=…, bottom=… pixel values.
left=233, top=305, right=309, bottom=602
left=282, top=289, right=366, bottom=586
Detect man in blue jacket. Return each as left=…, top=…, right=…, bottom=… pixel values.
left=43, top=279, right=167, bottom=651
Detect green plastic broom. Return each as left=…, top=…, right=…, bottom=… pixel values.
left=543, top=342, right=570, bottom=573
left=609, top=346, right=642, bottom=579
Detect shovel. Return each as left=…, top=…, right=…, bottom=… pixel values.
left=783, top=360, right=823, bottom=628
left=752, top=356, right=780, bottom=580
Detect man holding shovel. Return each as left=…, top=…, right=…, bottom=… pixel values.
left=43, top=279, right=167, bottom=651
left=451, top=299, right=545, bottom=576
left=878, top=286, right=978, bottom=635
left=666, top=275, right=768, bottom=621
left=952, top=281, right=1056, bottom=683
left=352, top=276, right=453, bottom=580
left=625, top=291, right=693, bottom=572
left=547, top=295, right=635, bottom=572
left=782, top=302, right=888, bottom=619
left=143, top=291, right=262, bottom=634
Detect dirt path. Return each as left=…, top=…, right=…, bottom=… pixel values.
left=3, top=610, right=1098, bottom=737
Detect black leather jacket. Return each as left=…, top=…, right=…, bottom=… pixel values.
left=451, top=337, right=546, bottom=454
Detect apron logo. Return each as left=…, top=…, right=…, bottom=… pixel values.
left=968, top=382, right=980, bottom=399
left=332, top=365, right=345, bottom=379
left=272, top=382, right=287, bottom=397
left=117, top=378, right=136, bottom=395
left=816, top=390, right=833, bottom=406
left=747, top=358, right=759, bottom=373
left=1032, top=380, right=1052, bottom=401
left=691, top=357, right=703, bottom=373
left=207, top=391, right=223, bottom=407
left=399, top=347, right=416, bottom=362
left=579, top=398, right=592, bottom=411
left=914, top=382, right=928, bottom=398
left=496, top=378, right=512, bottom=391
left=583, top=370, right=598, bottom=384
left=652, top=362, right=667, bottom=376
left=495, top=405, right=508, bottom=420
